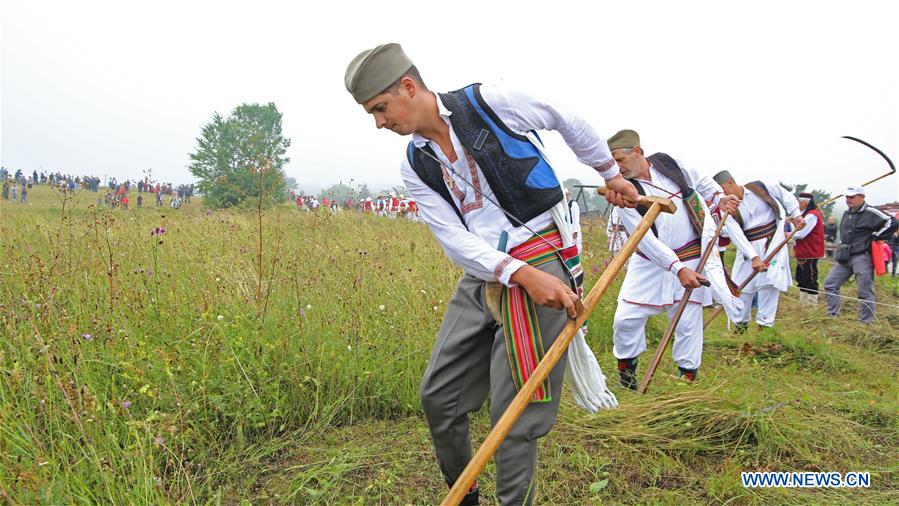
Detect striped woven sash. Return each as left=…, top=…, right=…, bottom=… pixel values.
left=745, top=220, right=777, bottom=246
left=503, top=225, right=580, bottom=403
left=637, top=237, right=702, bottom=263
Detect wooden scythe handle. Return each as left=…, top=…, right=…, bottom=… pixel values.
left=596, top=186, right=677, bottom=214
left=441, top=192, right=676, bottom=505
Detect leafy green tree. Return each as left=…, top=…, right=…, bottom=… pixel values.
left=189, top=103, right=291, bottom=208
left=319, top=180, right=372, bottom=205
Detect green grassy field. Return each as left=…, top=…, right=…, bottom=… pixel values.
left=1, top=185, right=896, bottom=504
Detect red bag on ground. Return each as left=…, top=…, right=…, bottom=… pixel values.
left=871, top=240, right=886, bottom=276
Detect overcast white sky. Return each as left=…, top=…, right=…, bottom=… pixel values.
left=2, top=0, right=897, bottom=208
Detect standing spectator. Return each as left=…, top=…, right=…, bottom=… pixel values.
left=823, top=216, right=838, bottom=259
left=20, top=183, right=27, bottom=203
left=156, top=191, right=163, bottom=207
left=824, top=186, right=898, bottom=323
left=882, top=241, right=893, bottom=274
left=2, top=181, right=8, bottom=200
left=889, top=231, right=899, bottom=276
left=11, top=182, right=17, bottom=202
left=137, top=194, right=143, bottom=208
left=792, top=192, right=825, bottom=306
left=565, top=188, right=583, bottom=254
left=121, top=195, right=129, bottom=210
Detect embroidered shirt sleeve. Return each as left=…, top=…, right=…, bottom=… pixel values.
left=401, top=158, right=525, bottom=285
left=617, top=206, right=683, bottom=273
left=724, top=215, right=757, bottom=261
left=766, top=181, right=801, bottom=218
left=478, top=84, right=620, bottom=180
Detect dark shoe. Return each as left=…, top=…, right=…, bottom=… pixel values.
left=678, top=367, right=697, bottom=382
left=618, top=358, right=638, bottom=390
left=460, top=486, right=479, bottom=506
left=447, top=480, right=479, bottom=506
left=734, top=322, right=749, bottom=334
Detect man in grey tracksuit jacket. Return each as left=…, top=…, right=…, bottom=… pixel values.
left=824, top=186, right=898, bottom=322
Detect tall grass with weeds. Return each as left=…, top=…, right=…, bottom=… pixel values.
left=1, top=186, right=896, bottom=503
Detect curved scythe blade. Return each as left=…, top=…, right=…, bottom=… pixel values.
left=842, top=135, right=896, bottom=174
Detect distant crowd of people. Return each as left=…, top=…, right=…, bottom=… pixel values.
left=293, top=192, right=420, bottom=221
left=1, top=167, right=193, bottom=210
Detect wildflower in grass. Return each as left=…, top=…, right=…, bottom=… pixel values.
left=306, top=304, right=312, bottom=310
left=379, top=304, right=385, bottom=311
left=299, top=307, right=306, bottom=318
left=122, top=399, right=132, bottom=409
left=217, top=315, right=224, bottom=321
left=155, top=436, right=165, bottom=446
left=81, top=333, right=93, bottom=341
left=150, top=226, right=166, bottom=236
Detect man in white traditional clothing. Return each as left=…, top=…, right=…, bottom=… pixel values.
left=346, top=43, right=635, bottom=505
left=605, top=206, right=628, bottom=257
left=714, top=171, right=804, bottom=332
left=565, top=187, right=583, bottom=253
left=605, top=130, right=742, bottom=388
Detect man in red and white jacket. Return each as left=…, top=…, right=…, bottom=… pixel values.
left=792, top=192, right=825, bottom=306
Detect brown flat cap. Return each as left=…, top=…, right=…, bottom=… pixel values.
left=344, top=43, right=413, bottom=104
left=607, top=129, right=640, bottom=151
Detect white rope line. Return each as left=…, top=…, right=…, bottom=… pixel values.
left=789, top=287, right=899, bottom=310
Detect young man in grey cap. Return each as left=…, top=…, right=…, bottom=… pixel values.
left=605, top=129, right=742, bottom=388
left=823, top=186, right=898, bottom=322
left=714, top=171, right=804, bottom=332
left=345, top=43, right=637, bottom=505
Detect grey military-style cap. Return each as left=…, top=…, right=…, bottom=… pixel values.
left=344, top=43, right=413, bottom=104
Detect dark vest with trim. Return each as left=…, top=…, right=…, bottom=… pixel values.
left=735, top=181, right=782, bottom=229
left=627, top=153, right=700, bottom=237
left=406, top=83, right=562, bottom=227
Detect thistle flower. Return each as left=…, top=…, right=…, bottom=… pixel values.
left=150, top=227, right=166, bottom=236
left=122, top=399, right=132, bottom=409
left=81, top=333, right=93, bottom=341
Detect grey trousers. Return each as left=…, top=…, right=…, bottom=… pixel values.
left=420, top=259, right=570, bottom=506
left=824, top=253, right=876, bottom=322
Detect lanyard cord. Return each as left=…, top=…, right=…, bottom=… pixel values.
left=636, top=178, right=680, bottom=199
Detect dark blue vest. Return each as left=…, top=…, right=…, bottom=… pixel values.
left=406, top=84, right=562, bottom=227
left=629, top=152, right=698, bottom=237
